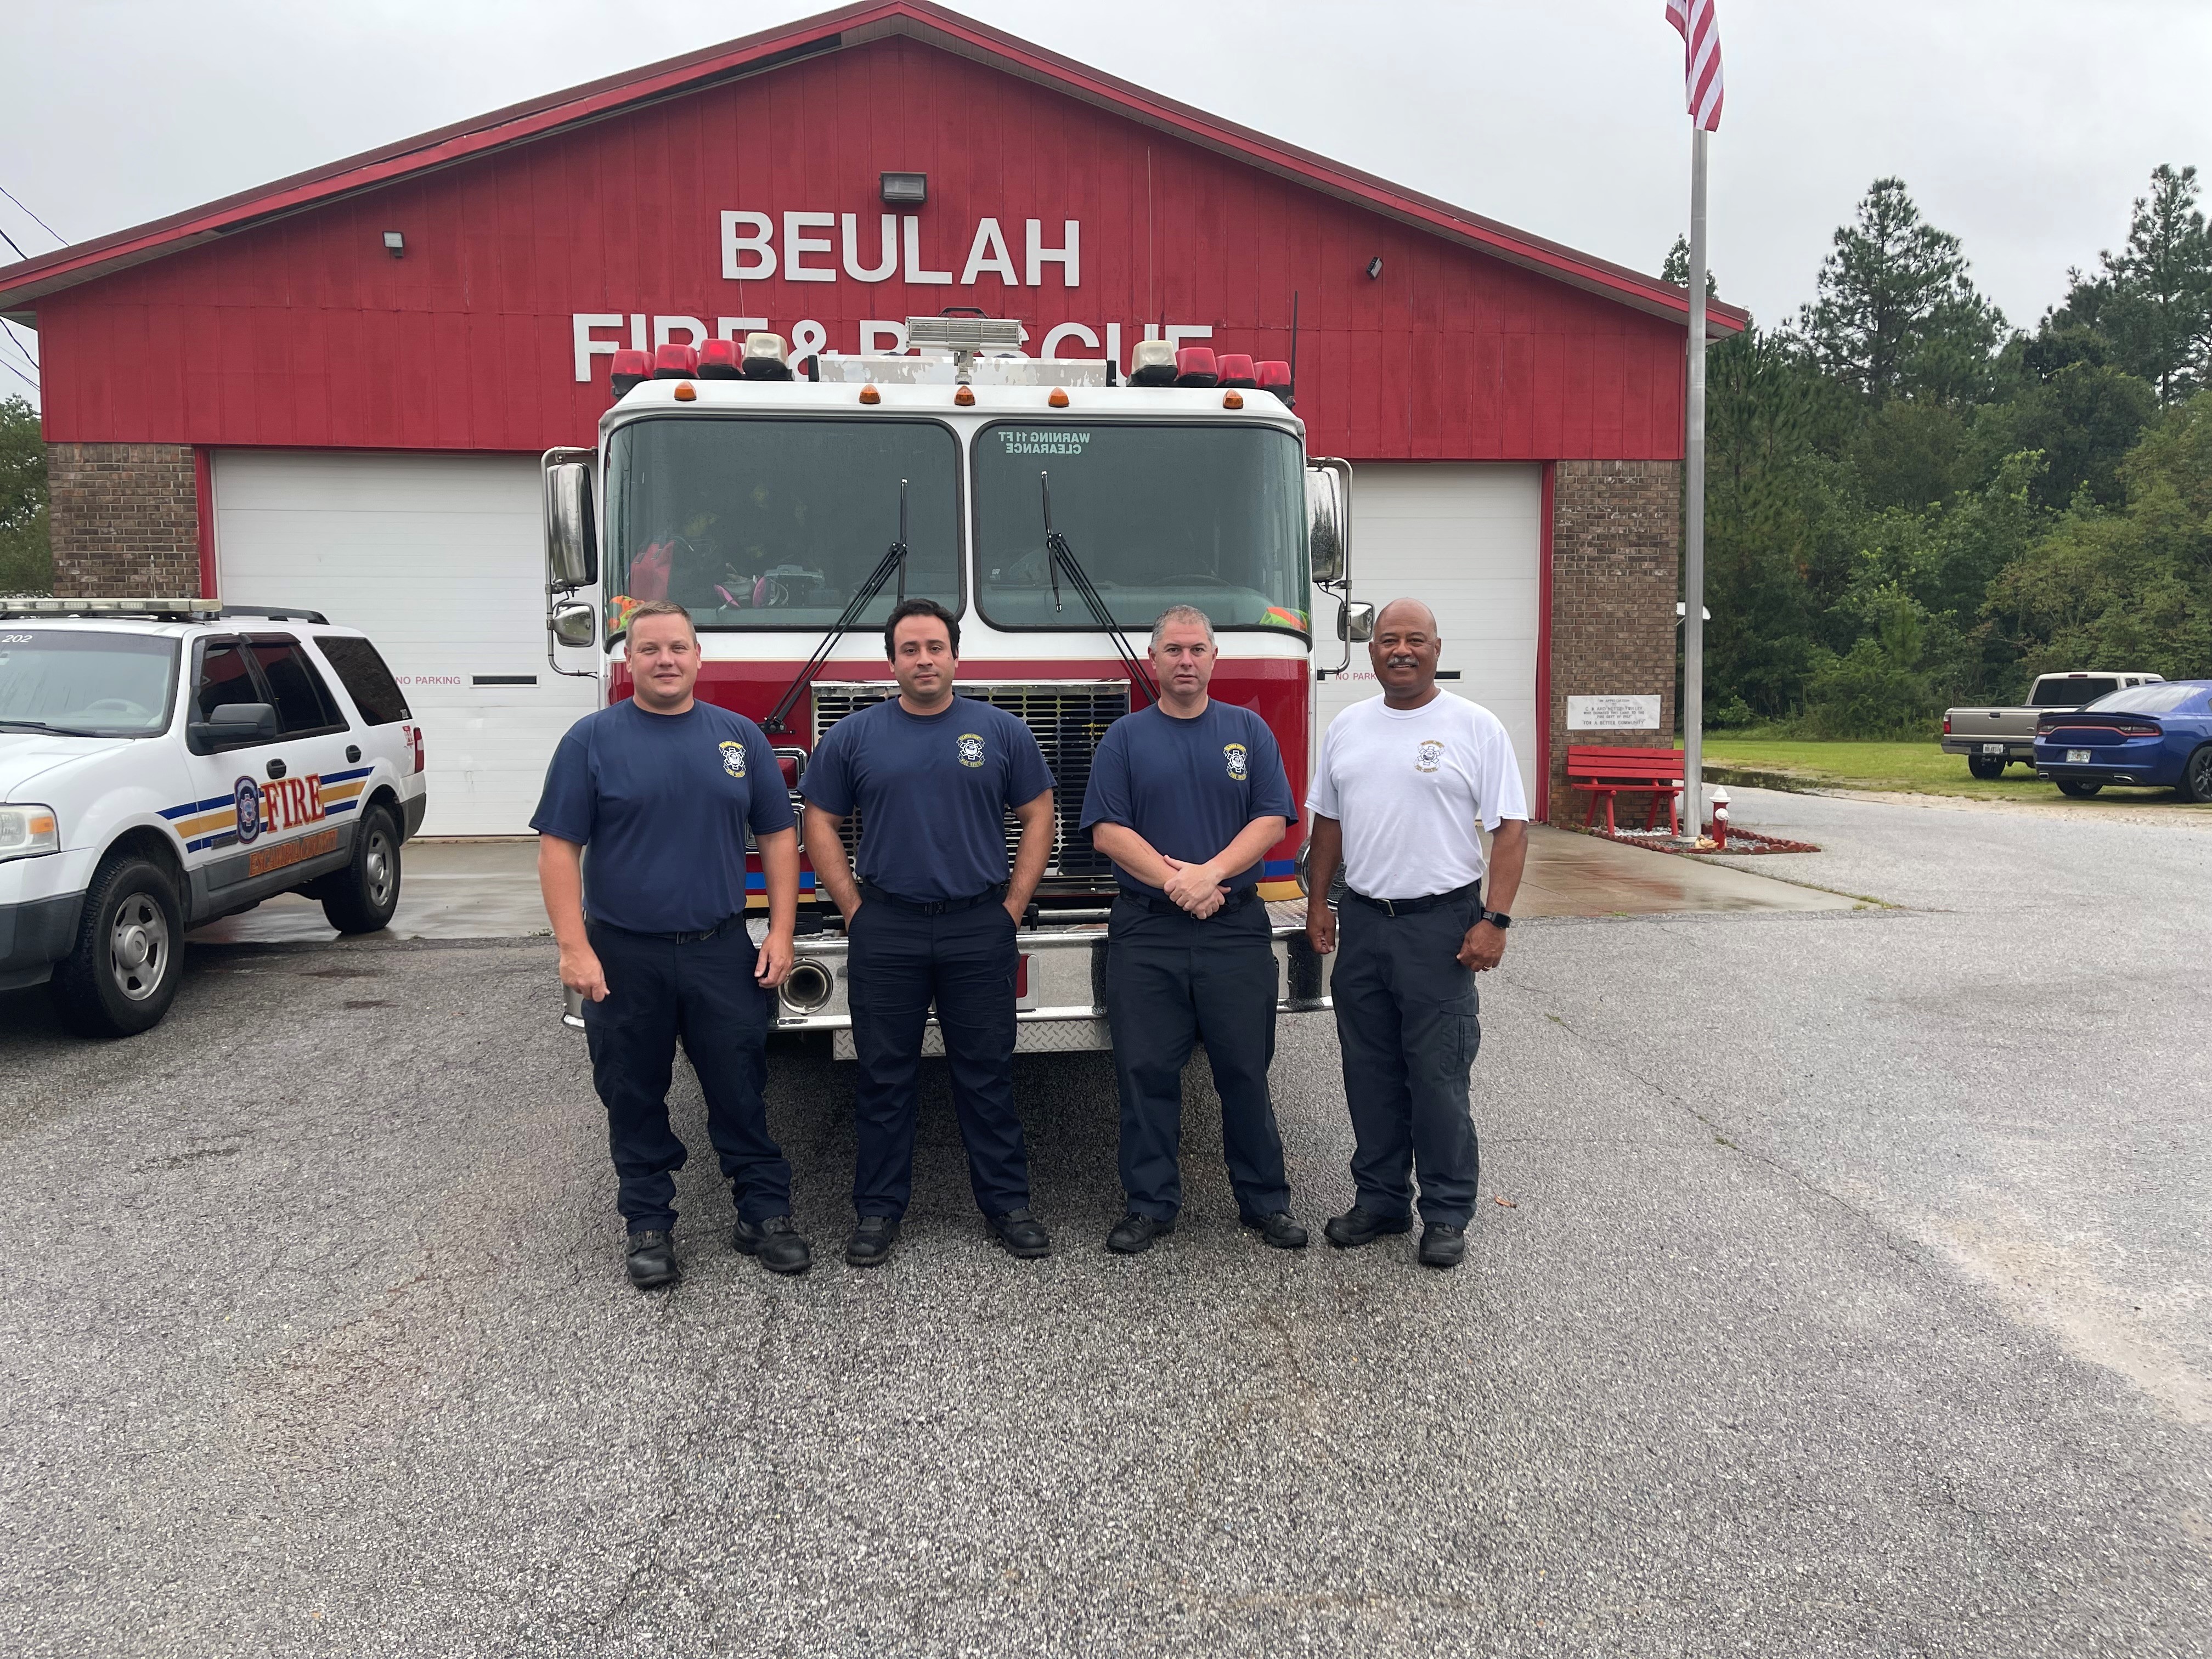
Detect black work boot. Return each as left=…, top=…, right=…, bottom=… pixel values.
left=1240, top=1210, right=1310, bottom=1250
left=1105, top=1213, right=1174, bottom=1255
left=1419, top=1223, right=1468, bottom=1268
left=625, top=1229, right=680, bottom=1290
left=844, top=1215, right=901, bottom=1268
left=988, top=1207, right=1052, bottom=1259
left=734, top=1215, right=813, bottom=1276
left=1323, top=1206, right=1413, bottom=1249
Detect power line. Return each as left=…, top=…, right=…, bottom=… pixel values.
left=0, top=184, right=63, bottom=245
left=0, top=356, right=40, bottom=393
left=0, top=224, right=25, bottom=263
left=0, top=322, right=36, bottom=371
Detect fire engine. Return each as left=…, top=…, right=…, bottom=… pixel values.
left=541, top=315, right=1367, bottom=1051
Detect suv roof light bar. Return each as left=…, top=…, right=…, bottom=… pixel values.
left=1, top=597, right=223, bottom=620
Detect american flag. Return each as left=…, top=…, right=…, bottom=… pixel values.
left=1666, top=0, right=1725, bottom=132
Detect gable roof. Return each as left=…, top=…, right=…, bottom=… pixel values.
left=0, top=0, right=1749, bottom=333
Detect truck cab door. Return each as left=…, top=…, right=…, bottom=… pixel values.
left=179, top=636, right=354, bottom=919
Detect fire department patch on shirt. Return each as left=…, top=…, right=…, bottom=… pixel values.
left=1415, top=739, right=1444, bottom=773
left=1223, top=742, right=1249, bottom=781
left=956, top=732, right=986, bottom=768
left=719, top=740, right=747, bottom=778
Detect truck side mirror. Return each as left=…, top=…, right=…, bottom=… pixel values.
left=1305, top=458, right=1352, bottom=585
left=545, top=462, right=598, bottom=591
left=549, top=600, right=595, bottom=648
left=1338, top=600, right=1374, bottom=643
left=187, top=701, right=278, bottom=753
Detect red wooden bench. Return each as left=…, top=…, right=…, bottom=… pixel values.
left=1566, top=744, right=1684, bottom=836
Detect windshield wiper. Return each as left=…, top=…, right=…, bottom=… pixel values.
left=0, top=718, right=108, bottom=736
left=1040, top=472, right=1158, bottom=704
left=762, top=479, right=911, bottom=736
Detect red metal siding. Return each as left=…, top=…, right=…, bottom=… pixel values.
left=36, top=36, right=1685, bottom=462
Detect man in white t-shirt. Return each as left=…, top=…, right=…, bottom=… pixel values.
left=1304, top=598, right=1530, bottom=1269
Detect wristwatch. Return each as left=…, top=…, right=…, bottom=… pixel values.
left=1479, top=907, right=1512, bottom=929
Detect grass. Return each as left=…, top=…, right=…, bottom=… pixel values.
left=1686, top=731, right=2205, bottom=808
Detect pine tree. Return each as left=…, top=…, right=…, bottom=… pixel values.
left=1797, top=179, right=2005, bottom=405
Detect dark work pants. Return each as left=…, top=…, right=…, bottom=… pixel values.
left=1104, top=894, right=1291, bottom=1222
left=1330, top=893, right=1483, bottom=1227
left=582, top=919, right=787, bottom=1235
left=845, top=898, right=1031, bottom=1218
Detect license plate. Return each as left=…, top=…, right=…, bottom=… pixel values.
left=2067, top=749, right=2091, bottom=764
left=1980, top=742, right=2006, bottom=755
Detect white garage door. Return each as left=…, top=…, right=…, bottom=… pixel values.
left=212, top=450, right=596, bottom=836
left=1313, top=464, right=1544, bottom=806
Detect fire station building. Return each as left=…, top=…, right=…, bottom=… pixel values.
left=0, top=0, right=1746, bottom=835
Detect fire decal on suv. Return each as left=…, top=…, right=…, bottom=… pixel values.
left=159, top=766, right=376, bottom=855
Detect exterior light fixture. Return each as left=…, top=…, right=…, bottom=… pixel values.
left=1365, top=256, right=1383, bottom=280
left=382, top=231, right=405, bottom=258
left=879, top=171, right=927, bottom=206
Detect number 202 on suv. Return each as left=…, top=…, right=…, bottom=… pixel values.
left=0, top=600, right=428, bottom=1036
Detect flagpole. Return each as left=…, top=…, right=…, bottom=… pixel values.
left=1681, top=122, right=1708, bottom=842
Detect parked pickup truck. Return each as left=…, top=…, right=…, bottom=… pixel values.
left=1942, top=672, right=2165, bottom=777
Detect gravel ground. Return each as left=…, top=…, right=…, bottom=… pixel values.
left=2, top=789, right=2208, bottom=1656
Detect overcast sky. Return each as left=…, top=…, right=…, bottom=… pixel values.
left=3, top=0, right=2208, bottom=405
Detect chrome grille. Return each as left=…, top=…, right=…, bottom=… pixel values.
left=810, top=680, right=1130, bottom=881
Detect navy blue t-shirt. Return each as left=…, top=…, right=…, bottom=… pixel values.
left=801, top=696, right=1054, bottom=901
left=530, top=699, right=796, bottom=934
left=1079, top=699, right=1299, bottom=900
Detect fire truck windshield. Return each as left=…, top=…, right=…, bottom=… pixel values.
left=973, top=422, right=1310, bottom=635
left=604, top=416, right=961, bottom=631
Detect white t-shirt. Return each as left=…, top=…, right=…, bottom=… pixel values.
left=1306, top=692, right=1530, bottom=900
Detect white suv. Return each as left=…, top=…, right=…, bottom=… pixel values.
left=1, top=600, right=429, bottom=1036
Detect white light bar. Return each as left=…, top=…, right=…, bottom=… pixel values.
left=1, top=597, right=220, bottom=618
left=905, top=314, right=1025, bottom=352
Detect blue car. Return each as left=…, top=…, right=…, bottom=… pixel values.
left=2034, top=680, right=2212, bottom=800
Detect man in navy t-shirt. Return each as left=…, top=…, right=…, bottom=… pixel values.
left=800, top=597, right=1057, bottom=1267
left=1080, top=605, right=1308, bottom=1255
left=533, top=600, right=808, bottom=1289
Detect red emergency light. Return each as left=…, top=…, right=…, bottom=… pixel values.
left=1173, top=346, right=1220, bottom=388
left=697, top=339, right=742, bottom=379
left=653, top=343, right=699, bottom=379
left=610, top=348, right=651, bottom=397
left=1256, top=360, right=1292, bottom=399
left=1216, top=353, right=1256, bottom=388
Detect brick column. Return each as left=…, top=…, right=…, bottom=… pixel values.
left=1545, top=459, right=1680, bottom=825
left=46, top=442, right=201, bottom=598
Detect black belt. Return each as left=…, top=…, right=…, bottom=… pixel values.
left=861, top=880, right=1007, bottom=917
left=1118, top=886, right=1260, bottom=918
left=593, top=912, right=747, bottom=944
left=1344, top=881, right=1480, bottom=917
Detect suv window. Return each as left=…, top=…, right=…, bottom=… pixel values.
left=315, top=635, right=411, bottom=725
left=194, top=641, right=262, bottom=720
left=248, top=636, right=346, bottom=734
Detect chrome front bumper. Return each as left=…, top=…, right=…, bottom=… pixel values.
left=562, top=900, right=1334, bottom=1051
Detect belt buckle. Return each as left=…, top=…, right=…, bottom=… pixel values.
left=1380, top=896, right=1398, bottom=917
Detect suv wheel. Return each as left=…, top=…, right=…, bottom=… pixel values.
left=2056, top=778, right=2103, bottom=799
left=2180, top=745, right=2212, bottom=805
left=320, top=805, right=402, bottom=934
left=1966, top=754, right=2006, bottom=780
left=51, top=853, right=185, bottom=1037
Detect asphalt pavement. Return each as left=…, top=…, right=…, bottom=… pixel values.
left=3, top=787, right=2208, bottom=1656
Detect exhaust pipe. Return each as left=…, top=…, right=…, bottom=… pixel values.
left=782, top=958, right=834, bottom=1013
